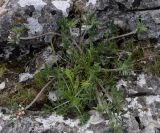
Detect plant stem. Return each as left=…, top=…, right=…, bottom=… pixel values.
left=102, top=68, right=125, bottom=72
left=25, top=78, right=54, bottom=110
left=108, top=29, right=137, bottom=41
left=53, top=101, right=70, bottom=110
left=97, top=81, right=112, bottom=102
left=20, top=32, right=61, bottom=40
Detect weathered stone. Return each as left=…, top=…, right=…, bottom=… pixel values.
left=125, top=74, right=160, bottom=95
left=115, top=0, right=160, bottom=9
left=125, top=95, right=160, bottom=133
left=95, top=0, right=160, bottom=40
left=0, top=111, right=107, bottom=133
left=0, top=0, right=64, bottom=44
left=1, top=0, right=160, bottom=45
left=116, top=73, right=160, bottom=133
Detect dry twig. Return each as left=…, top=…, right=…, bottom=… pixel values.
left=20, top=32, right=61, bottom=40
left=25, top=78, right=54, bottom=110
left=108, top=29, right=137, bottom=41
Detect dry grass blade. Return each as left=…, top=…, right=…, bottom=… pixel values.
left=20, top=32, right=61, bottom=40
left=25, top=78, right=54, bottom=110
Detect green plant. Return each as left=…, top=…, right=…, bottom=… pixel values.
left=8, top=25, right=26, bottom=44
left=34, top=65, right=54, bottom=88
left=136, top=20, right=148, bottom=34
left=0, top=83, right=36, bottom=109
left=7, top=6, right=152, bottom=131
left=46, top=13, right=135, bottom=125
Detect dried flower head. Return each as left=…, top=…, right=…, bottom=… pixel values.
left=72, top=0, right=87, bottom=15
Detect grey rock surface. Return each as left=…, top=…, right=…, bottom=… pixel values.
left=1, top=74, right=160, bottom=133
left=118, top=74, right=160, bottom=133
left=95, top=0, right=160, bottom=39
left=0, top=0, right=63, bottom=43
left=0, top=110, right=107, bottom=133
left=0, top=0, right=160, bottom=44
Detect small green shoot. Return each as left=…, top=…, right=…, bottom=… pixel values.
left=136, top=21, right=148, bottom=34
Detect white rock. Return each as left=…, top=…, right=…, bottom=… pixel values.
left=48, top=91, right=58, bottom=102
left=52, top=0, right=71, bottom=16
left=35, top=113, right=79, bottom=129
left=19, top=73, right=33, bottom=82
left=128, top=89, right=137, bottom=94
left=18, top=0, right=46, bottom=10
left=137, top=74, right=146, bottom=88
left=27, top=17, right=43, bottom=35
left=80, top=110, right=105, bottom=132
left=35, top=111, right=106, bottom=132
left=148, top=87, right=153, bottom=90
left=0, top=112, right=11, bottom=121
left=0, top=82, right=5, bottom=90
left=0, top=6, right=7, bottom=17
left=42, top=47, right=58, bottom=68
left=86, top=0, right=97, bottom=6
left=117, top=79, right=127, bottom=89
left=127, top=97, right=142, bottom=109
left=85, top=130, right=93, bottom=133
left=89, top=112, right=104, bottom=125
left=145, top=95, right=160, bottom=105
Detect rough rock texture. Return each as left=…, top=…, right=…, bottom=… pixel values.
left=0, top=0, right=96, bottom=44
left=0, top=0, right=63, bottom=43
left=0, top=0, right=97, bottom=59
left=0, top=110, right=107, bottom=133
left=0, top=0, right=159, bottom=44
left=1, top=74, right=160, bottom=133
left=94, top=0, right=160, bottom=40
left=118, top=74, right=160, bottom=133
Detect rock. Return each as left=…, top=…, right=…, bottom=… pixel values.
left=0, top=82, right=5, bottom=90
left=116, top=73, right=160, bottom=132
left=125, top=95, right=160, bottom=133
left=19, top=73, right=33, bottom=82
left=124, top=114, right=140, bottom=133
left=0, top=0, right=65, bottom=44
left=115, top=0, right=160, bottom=9
left=25, top=46, right=58, bottom=74
left=95, top=0, right=160, bottom=40
left=136, top=74, right=146, bottom=88
left=48, top=91, right=58, bottom=102
left=52, top=0, right=71, bottom=17
left=125, top=74, right=160, bottom=95
left=0, top=112, right=107, bottom=133
left=0, top=0, right=160, bottom=47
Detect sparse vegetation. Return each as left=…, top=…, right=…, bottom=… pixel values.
left=0, top=83, right=37, bottom=108
left=5, top=13, right=150, bottom=132
left=2, top=2, right=156, bottom=131
left=44, top=14, right=133, bottom=127
left=34, top=65, right=54, bottom=88
left=8, top=25, right=26, bottom=44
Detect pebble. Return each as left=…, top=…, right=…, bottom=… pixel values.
left=0, top=81, right=5, bottom=90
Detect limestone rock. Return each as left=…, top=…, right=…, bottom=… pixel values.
left=0, top=111, right=107, bottom=133
left=0, top=0, right=65, bottom=43
left=118, top=73, right=160, bottom=133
